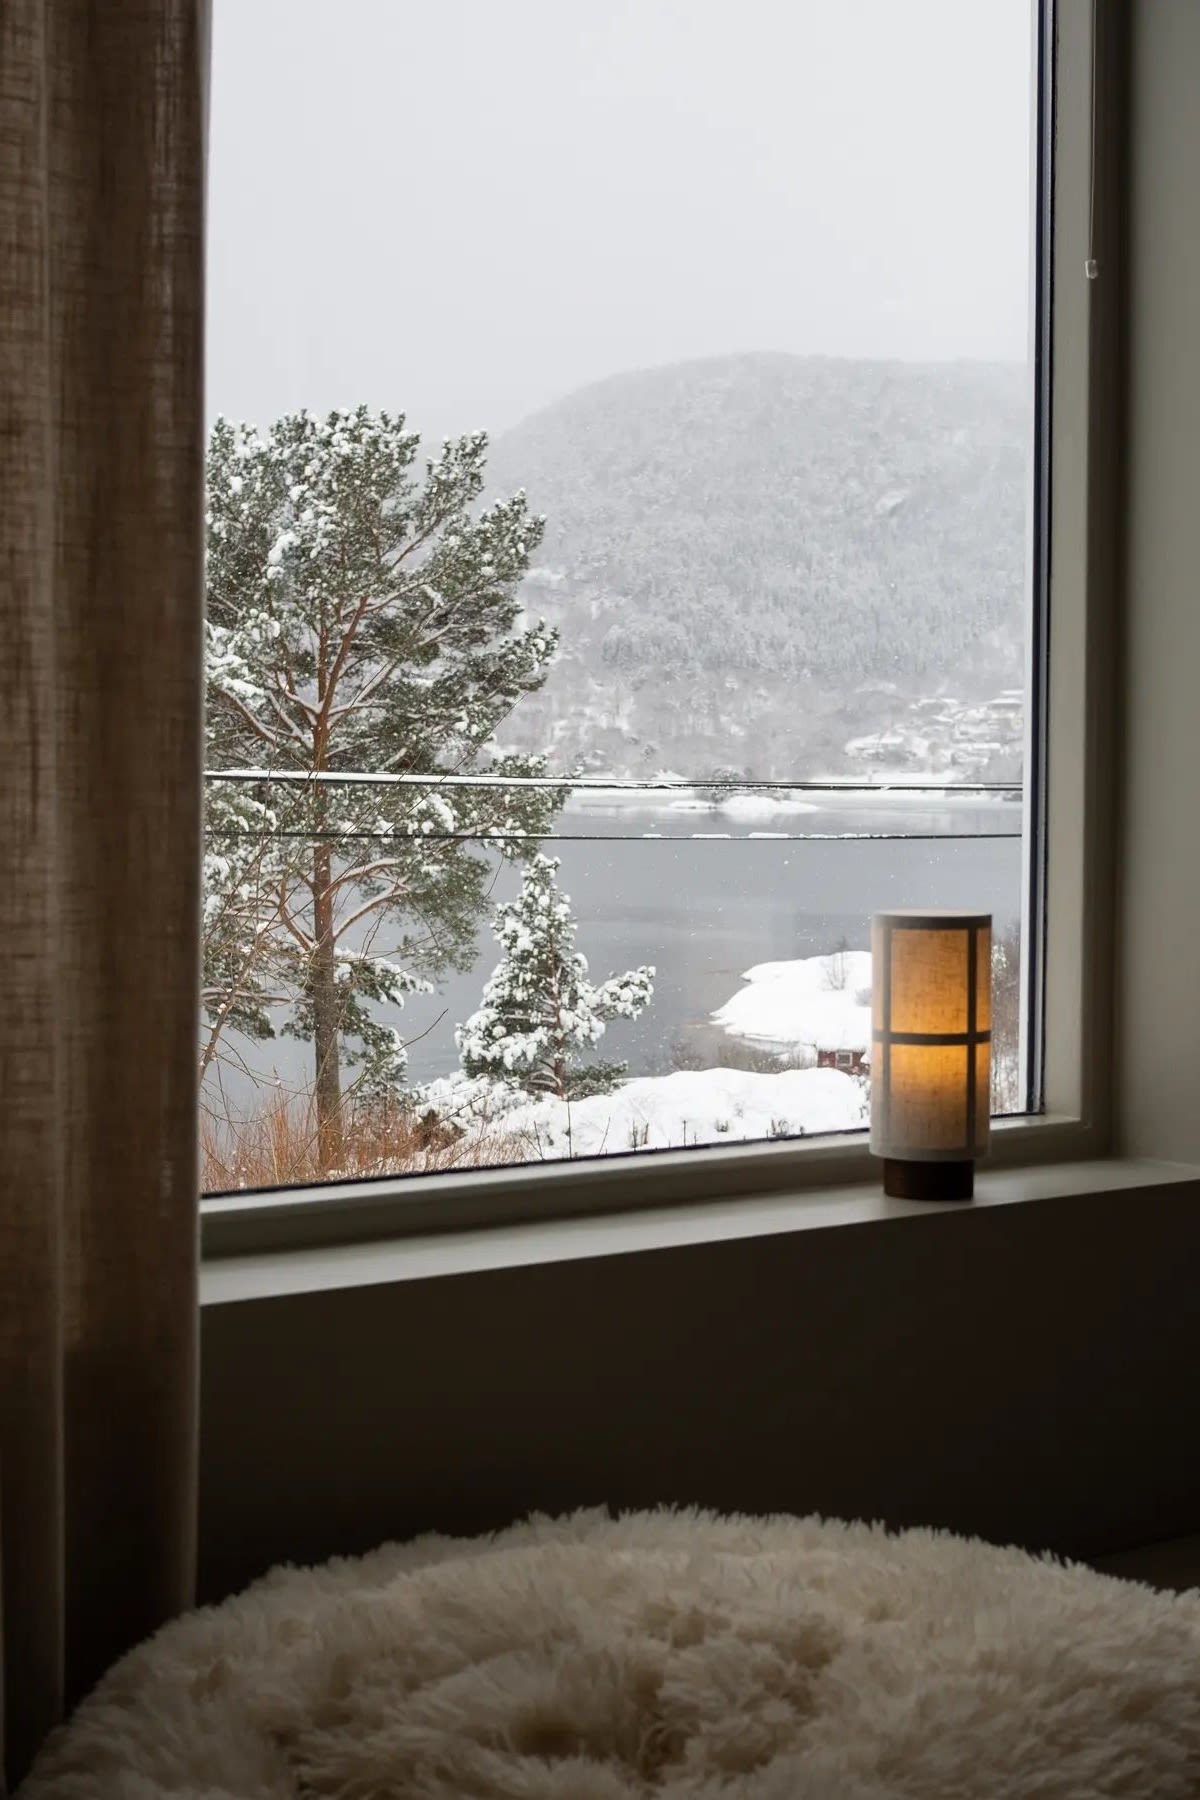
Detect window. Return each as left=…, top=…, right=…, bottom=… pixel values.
left=202, top=0, right=1072, bottom=1220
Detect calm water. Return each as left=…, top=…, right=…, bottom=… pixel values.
left=208, top=793, right=1021, bottom=1093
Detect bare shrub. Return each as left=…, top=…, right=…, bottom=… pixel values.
left=822, top=938, right=851, bottom=991
left=662, top=1032, right=808, bottom=1076
left=991, top=923, right=1022, bottom=1114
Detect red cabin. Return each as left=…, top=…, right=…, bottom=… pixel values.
left=817, top=1047, right=868, bottom=1076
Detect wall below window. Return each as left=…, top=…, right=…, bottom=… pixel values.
left=199, top=1177, right=1200, bottom=1602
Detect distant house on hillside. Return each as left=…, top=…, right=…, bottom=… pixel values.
left=817, top=1045, right=868, bottom=1076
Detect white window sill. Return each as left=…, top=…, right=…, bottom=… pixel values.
left=200, top=1154, right=1200, bottom=1307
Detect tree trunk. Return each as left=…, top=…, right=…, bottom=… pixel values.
left=310, top=840, right=344, bottom=1170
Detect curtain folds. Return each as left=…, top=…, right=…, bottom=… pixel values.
left=0, top=0, right=207, bottom=1785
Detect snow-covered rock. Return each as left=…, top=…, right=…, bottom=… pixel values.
left=716, top=794, right=819, bottom=823
left=712, top=951, right=872, bottom=1060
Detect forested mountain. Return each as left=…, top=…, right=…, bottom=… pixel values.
left=486, top=354, right=1029, bottom=780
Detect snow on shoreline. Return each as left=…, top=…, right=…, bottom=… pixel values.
left=566, top=784, right=1016, bottom=818
left=567, top=789, right=818, bottom=819
left=668, top=793, right=821, bottom=822
left=717, top=794, right=821, bottom=822
left=505, top=1067, right=865, bottom=1155
left=712, top=951, right=873, bottom=1059
left=418, top=1065, right=867, bottom=1159
left=410, top=951, right=881, bottom=1160
left=417, top=949, right=877, bottom=1159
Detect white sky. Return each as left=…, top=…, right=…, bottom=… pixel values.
left=207, top=0, right=1034, bottom=441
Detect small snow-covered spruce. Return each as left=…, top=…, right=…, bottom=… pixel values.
left=205, top=408, right=563, bottom=1166
left=457, top=854, right=654, bottom=1100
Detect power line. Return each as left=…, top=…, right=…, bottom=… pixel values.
left=205, top=767, right=1020, bottom=797
left=205, top=829, right=1020, bottom=845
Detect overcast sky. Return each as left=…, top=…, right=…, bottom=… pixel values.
left=208, top=0, right=1034, bottom=442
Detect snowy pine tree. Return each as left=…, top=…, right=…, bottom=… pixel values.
left=205, top=408, right=562, bottom=1166
left=458, top=854, right=654, bottom=1099
left=201, top=613, right=297, bottom=1079
left=201, top=782, right=285, bottom=1079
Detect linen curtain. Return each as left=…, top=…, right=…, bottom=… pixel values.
left=0, top=0, right=207, bottom=1784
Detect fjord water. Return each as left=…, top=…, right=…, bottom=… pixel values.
left=390, top=792, right=1022, bottom=1084
left=202, top=790, right=1020, bottom=1116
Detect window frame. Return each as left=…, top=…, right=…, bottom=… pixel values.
left=202, top=0, right=1121, bottom=1263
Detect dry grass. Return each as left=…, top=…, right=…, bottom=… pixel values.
left=200, top=1086, right=526, bottom=1194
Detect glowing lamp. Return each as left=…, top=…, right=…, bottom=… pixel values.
left=870, top=911, right=991, bottom=1201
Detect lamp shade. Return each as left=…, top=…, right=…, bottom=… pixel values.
left=870, top=911, right=991, bottom=1197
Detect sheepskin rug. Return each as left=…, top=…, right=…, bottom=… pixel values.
left=26, top=1508, right=1200, bottom=1798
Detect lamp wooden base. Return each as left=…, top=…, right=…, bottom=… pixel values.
left=882, top=1158, right=974, bottom=1201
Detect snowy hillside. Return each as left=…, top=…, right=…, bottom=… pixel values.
left=486, top=353, right=1029, bottom=780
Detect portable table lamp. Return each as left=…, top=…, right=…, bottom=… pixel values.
left=870, top=910, right=992, bottom=1200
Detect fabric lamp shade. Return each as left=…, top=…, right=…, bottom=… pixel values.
left=870, top=911, right=991, bottom=1199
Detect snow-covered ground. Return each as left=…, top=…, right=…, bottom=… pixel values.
left=414, top=950, right=876, bottom=1160
left=417, top=1064, right=866, bottom=1160
left=711, top=950, right=872, bottom=1060
left=504, top=1067, right=865, bottom=1156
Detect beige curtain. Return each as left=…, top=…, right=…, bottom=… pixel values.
left=0, top=0, right=207, bottom=1785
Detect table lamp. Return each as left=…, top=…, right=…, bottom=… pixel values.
left=870, top=910, right=991, bottom=1200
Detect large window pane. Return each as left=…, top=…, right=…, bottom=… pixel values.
left=203, top=0, right=1035, bottom=1192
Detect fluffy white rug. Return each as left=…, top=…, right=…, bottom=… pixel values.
left=26, top=1508, right=1200, bottom=1797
